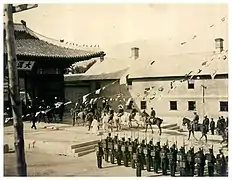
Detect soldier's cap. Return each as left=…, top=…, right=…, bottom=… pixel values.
left=108, top=133, right=111, bottom=136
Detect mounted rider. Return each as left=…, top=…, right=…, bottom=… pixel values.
left=117, top=104, right=124, bottom=117
left=129, top=106, right=137, bottom=122
left=192, top=112, right=199, bottom=130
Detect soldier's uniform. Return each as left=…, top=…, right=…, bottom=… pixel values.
left=195, top=148, right=206, bottom=177
left=136, top=145, right=143, bottom=177
left=131, top=139, right=138, bottom=169
left=216, top=150, right=227, bottom=176
left=127, top=138, right=132, bottom=162
left=168, top=144, right=177, bottom=177
left=187, top=147, right=195, bottom=176
left=206, top=148, right=216, bottom=176
left=177, top=147, right=187, bottom=176
left=140, top=140, right=146, bottom=170
left=153, top=141, right=161, bottom=173
left=116, top=139, right=123, bottom=165
left=107, top=134, right=114, bottom=164
left=95, top=142, right=104, bottom=168
left=144, top=143, right=152, bottom=172
left=121, top=138, right=129, bottom=167
left=101, top=138, right=109, bottom=162
left=160, top=145, right=169, bottom=175
left=111, top=136, right=118, bottom=164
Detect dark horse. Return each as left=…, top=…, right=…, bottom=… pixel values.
left=150, top=117, right=163, bottom=136
left=182, top=117, right=203, bottom=141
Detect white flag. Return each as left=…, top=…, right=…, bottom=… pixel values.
left=95, top=88, right=101, bottom=95
left=83, top=93, right=90, bottom=103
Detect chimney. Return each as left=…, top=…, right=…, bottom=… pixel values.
left=215, top=38, right=224, bottom=53
left=131, top=47, right=139, bottom=60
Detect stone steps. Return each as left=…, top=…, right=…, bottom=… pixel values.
left=71, top=139, right=100, bottom=150
left=71, top=139, right=100, bottom=157
left=74, top=144, right=96, bottom=153
left=78, top=149, right=96, bottom=157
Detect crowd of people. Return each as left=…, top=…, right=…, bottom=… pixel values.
left=95, top=133, right=228, bottom=177
left=4, top=96, right=66, bottom=129
left=189, top=112, right=228, bottom=144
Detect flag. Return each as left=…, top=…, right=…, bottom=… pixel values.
left=64, top=101, right=72, bottom=106
left=126, top=98, right=132, bottom=106
left=210, top=69, right=218, bottom=79
left=201, top=61, right=207, bottom=66
left=95, top=88, right=101, bottom=94
left=83, top=93, right=90, bottom=103
left=210, top=24, right=214, bottom=28
left=197, top=69, right=202, bottom=74
left=120, top=74, right=129, bottom=85
left=150, top=60, right=155, bottom=65
left=192, top=35, right=197, bottom=39
left=181, top=42, right=187, bottom=45
left=221, top=17, right=226, bottom=22
left=89, top=98, right=94, bottom=104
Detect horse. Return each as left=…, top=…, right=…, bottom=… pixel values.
left=75, top=110, right=86, bottom=126
left=150, top=117, right=163, bottom=135
left=182, top=117, right=201, bottom=140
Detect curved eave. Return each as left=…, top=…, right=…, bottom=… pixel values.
left=4, top=51, right=105, bottom=62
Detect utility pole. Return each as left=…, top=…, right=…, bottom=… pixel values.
left=201, top=84, right=207, bottom=116
left=5, top=4, right=38, bottom=176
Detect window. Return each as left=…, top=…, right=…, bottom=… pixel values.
left=188, top=101, right=196, bottom=111
left=188, top=79, right=194, bottom=89
left=220, top=101, right=228, bottom=111
left=140, top=101, right=147, bottom=110
left=170, top=101, right=177, bottom=110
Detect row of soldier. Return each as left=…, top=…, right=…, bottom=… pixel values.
left=95, top=133, right=228, bottom=177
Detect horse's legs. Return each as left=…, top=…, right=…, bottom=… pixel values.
left=187, top=131, right=191, bottom=140
left=145, top=124, right=148, bottom=132
left=158, top=125, right=162, bottom=136
left=192, top=131, right=198, bottom=141
left=150, top=124, right=154, bottom=133
left=205, top=134, right=207, bottom=143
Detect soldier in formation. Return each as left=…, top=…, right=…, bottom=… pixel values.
left=96, top=136, right=228, bottom=177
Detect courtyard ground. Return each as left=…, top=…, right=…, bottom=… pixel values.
left=4, top=120, right=227, bottom=177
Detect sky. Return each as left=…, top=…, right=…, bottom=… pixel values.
left=12, top=3, right=228, bottom=57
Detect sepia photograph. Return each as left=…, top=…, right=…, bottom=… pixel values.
left=3, top=2, right=228, bottom=177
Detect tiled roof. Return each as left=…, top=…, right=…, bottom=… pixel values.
left=4, top=23, right=105, bottom=59
left=127, top=51, right=228, bottom=79
left=4, top=39, right=104, bottom=59
left=65, top=69, right=128, bottom=82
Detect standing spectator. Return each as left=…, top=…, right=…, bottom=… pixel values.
left=210, top=118, right=215, bottom=135
left=203, top=115, right=209, bottom=133
left=216, top=117, right=221, bottom=135
left=31, top=113, right=37, bottom=130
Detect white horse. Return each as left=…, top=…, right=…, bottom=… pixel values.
left=113, top=112, right=145, bottom=130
